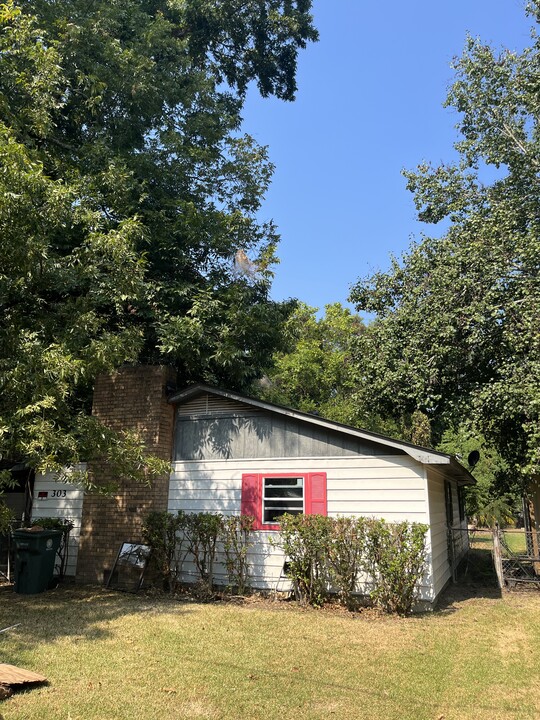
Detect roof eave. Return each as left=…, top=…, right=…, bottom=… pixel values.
left=169, top=384, right=476, bottom=484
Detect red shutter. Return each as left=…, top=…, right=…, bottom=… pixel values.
left=241, top=473, right=262, bottom=529
left=306, top=472, right=327, bottom=516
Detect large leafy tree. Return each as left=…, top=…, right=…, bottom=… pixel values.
left=350, top=1, right=540, bottom=487
left=0, top=0, right=317, bottom=477
left=256, top=302, right=425, bottom=441
left=255, top=303, right=365, bottom=425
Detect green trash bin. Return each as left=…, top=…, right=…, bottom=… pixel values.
left=12, top=529, right=63, bottom=594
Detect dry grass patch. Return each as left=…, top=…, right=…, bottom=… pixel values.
left=1, top=586, right=540, bottom=719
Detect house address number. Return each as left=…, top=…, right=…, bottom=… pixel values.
left=51, top=489, right=67, bottom=498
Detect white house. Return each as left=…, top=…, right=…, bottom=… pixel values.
left=166, top=385, right=474, bottom=606
left=28, top=375, right=474, bottom=606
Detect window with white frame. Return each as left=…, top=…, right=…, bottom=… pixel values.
left=241, top=472, right=327, bottom=530
left=262, top=476, right=304, bottom=524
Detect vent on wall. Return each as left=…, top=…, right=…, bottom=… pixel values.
left=176, top=394, right=260, bottom=417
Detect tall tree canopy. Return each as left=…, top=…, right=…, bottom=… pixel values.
left=350, top=1, right=540, bottom=487
left=0, top=0, right=317, bottom=477
left=255, top=303, right=365, bottom=425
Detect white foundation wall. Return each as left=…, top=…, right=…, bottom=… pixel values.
left=32, top=469, right=85, bottom=577
left=168, top=455, right=436, bottom=602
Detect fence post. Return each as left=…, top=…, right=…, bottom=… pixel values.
left=525, top=495, right=540, bottom=575
left=492, top=523, right=504, bottom=589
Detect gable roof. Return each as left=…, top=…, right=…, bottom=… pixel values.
left=169, top=384, right=475, bottom=485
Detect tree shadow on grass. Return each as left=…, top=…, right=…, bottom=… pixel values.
left=435, top=547, right=502, bottom=614
left=0, top=583, right=192, bottom=664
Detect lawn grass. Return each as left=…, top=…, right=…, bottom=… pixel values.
left=502, top=530, right=528, bottom=555
left=466, top=529, right=528, bottom=556
left=1, top=584, right=540, bottom=720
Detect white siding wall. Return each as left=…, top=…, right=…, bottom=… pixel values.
left=168, top=455, right=436, bottom=602
left=427, top=468, right=469, bottom=598
left=32, top=470, right=85, bottom=577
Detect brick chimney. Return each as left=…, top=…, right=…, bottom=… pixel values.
left=77, top=365, right=176, bottom=584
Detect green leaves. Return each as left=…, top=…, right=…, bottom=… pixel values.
left=276, top=514, right=428, bottom=613
left=350, top=3, right=540, bottom=485
left=363, top=520, right=428, bottom=615
left=180, top=0, right=318, bottom=100
left=0, top=1, right=64, bottom=138
left=257, top=303, right=365, bottom=425
left=221, top=514, right=255, bottom=595
left=0, top=1, right=316, bottom=476
left=142, top=511, right=256, bottom=594
left=142, top=510, right=186, bottom=592
left=278, top=513, right=332, bottom=606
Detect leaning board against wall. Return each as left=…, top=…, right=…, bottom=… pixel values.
left=32, top=469, right=85, bottom=577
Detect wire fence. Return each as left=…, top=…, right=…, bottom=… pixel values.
left=449, top=526, right=540, bottom=590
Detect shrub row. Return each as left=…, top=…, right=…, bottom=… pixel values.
left=277, top=515, right=428, bottom=614
left=142, top=511, right=254, bottom=596
left=142, top=511, right=428, bottom=614
left=278, top=515, right=428, bottom=614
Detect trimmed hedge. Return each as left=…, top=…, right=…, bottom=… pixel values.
left=143, top=511, right=428, bottom=614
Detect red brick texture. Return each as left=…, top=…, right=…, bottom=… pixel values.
left=77, top=366, right=176, bottom=584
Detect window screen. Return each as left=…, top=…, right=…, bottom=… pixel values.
left=262, top=477, right=304, bottom=524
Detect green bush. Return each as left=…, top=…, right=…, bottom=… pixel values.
left=364, top=519, right=428, bottom=615
left=276, top=514, right=428, bottom=613
left=221, top=515, right=255, bottom=595
left=31, top=517, right=74, bottom=532
left=182, top=512, right=224, bottom=595
left=142, top=511, right=186, bottom=592
left=327, top=516, right=366, bottom=610
left=142, top=509, right=428, bottom=613
left=277, top=514, right=332, bottom=606
left=0, top=502, right=14, bottom=535
left=143, top=511, right=256, bottom=596
left=0, top=470, right=16, bottom=535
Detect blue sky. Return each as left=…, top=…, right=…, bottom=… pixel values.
left=241, top=0, right=532, bottom=315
